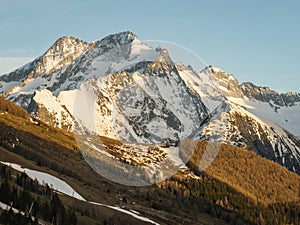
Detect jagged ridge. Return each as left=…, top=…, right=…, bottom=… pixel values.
left=0, top=31, right=300, bottom=176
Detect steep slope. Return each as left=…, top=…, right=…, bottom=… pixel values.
left=32, top=89, right=74, bottom=130
left=175, top=62, right=224, bottom=112
left=180, top=140, right=300, bottom=205
left=1, top=32, right=159, bottom=99
left=227, top=79, right=300, bottom=137
left=59, top=51, right=208, bottom=143
left=197, top=65, right=300, bottom=173
left=0, top=98, right=299, bottom=225
left=1, top=36, right=93, bottom=107
left=1, top=31, right=300, bottom=176
left=199, top=100, right=300, bottom=173
left=174, top=65, right=300, bottom=174
left=0, top=96, right=29, bottom=119
left=228, top=95, right=300, bottom=137
left=0, top=32, right=161, bottom=131
left=202, top=65, right=244, bottom=98
left=204, top=65, right=300, bottom=137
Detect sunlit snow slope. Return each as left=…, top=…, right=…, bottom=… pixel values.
left=1, top=31, right=300, bottom=174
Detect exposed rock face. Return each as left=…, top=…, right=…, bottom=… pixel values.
left=202, top=65, right=244, bottom=98
left=241, top=82, right=300, bottom=107
left=1, top=31, right=300, bottom=175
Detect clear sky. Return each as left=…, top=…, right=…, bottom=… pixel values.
left=0, top=0, right=299, bottom=93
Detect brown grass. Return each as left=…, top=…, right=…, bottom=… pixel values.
left=181, top=140, right=300, bottom=205
left=0, top=96, right=29, bottom=119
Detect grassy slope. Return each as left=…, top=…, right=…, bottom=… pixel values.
left=180, top=140, right=300, bottom=205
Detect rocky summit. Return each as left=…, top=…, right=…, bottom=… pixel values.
left=1, top=31, right=300, bottom=174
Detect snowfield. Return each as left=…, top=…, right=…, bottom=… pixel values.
left=0, top=161, right=86, bottom=201
left=1, top=161, right=160, bottom=224
left=228, top=97, right=300, bottom=137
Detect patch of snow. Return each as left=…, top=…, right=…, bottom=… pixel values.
left=89, top=201, right=159, bottom=225
left=0, top=81, right=21, bottom=93
left=108, top=205, right=160, bottom=225
left=0, top=201, right=37, bottom=221
left=218, top=85, right=229, bottom=92
left=0, top=161, right=160, bottom=224
left=0, top=201, right=19, bottom=214
left=30, top=118, right=38, bottom=124
left=130, top=209, right=140, bottom=215
left=34, top=89, right=73, bottom=129
left=0, top=162, right=85, bottom=201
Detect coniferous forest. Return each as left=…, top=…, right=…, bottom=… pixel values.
left=0, top=165, right=77, bottom=225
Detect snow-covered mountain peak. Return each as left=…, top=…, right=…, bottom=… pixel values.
left=138, top=48, right=176, bottom=77
left=51, top=35, right=89, bottom=49
left=154, top=47, right=173, bottom=65
left=174, top=62, right=194, bottom=72
left=203, top=65, right=237, bottom=82
left=1, top=31, right=300, bottom=176
left=241, top=82, right=276, bottom=97
left=100, top=31, right=137, bottom=45
left=203, top=65, right=224, bottom=73
left=0, top=31, right=161, bottom=106
left=202, top=65, right=243, bottom=98
left=30, top=36, right=91, bottom=77
left=93, top=31, right=137, bottom=52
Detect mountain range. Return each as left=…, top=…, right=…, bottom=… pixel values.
left=1, top=31, right=300, bottom=225
left=1, top=31, right=300, bottom=175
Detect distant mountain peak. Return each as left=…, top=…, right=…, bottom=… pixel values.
left=208, top=65, right=225, bottom=73
left=95, top=31, right=137, bottom=48
left=174, top=62, right=194, bottom=72
left=47, top=35, right=91, bottom=57
left=202, top=65, right=243, bottom=98
left=200, top=65, right=226, bottom=74
left=54, top=35, right=87, bottom=44
left=142, top=48, right=177, bottom=76
left=154, top=47, right=173, bottom=65
left=241, top=82, right=300, bottom=106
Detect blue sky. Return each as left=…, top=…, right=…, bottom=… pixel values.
left=0, top=0, right=299, bottom=92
